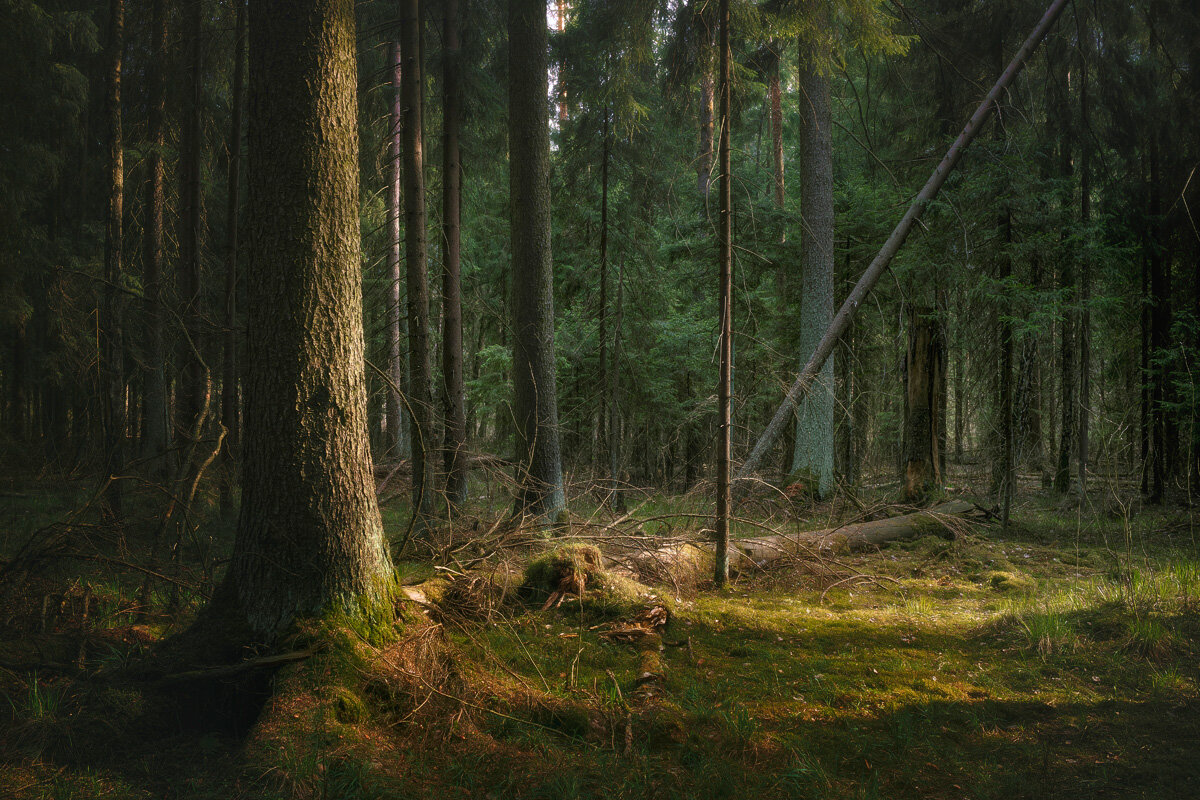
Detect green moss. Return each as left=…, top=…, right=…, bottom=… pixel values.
left=985, top=570, right=1035, bottom=593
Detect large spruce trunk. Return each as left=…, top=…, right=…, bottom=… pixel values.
left=902, top=306, right=945, bottom=502
left=230, top=0, right=391, bottom=638
left=509, top=0, right=565, bottom=521
left=791, top=42, right=835, bottom=498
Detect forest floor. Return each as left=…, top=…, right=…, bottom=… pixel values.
left=0, top=471, right=1197, bottom=799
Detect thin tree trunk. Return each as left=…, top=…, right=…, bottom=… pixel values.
left=599, top=108, right=609, bottom=477
left=401, top=0, right=434, bottom=525
left=386, top=40, right=410, bottom=462
left=769, top=45, right=785, bottom=243
left=1054, top=135, right=1076, bottom=495
left=142, top=0, right=169, bottom=478
left=441, top=0, right=467, bottom=509
left=509, top=0, right=565, bottom=522
left=101, top=0, right=125, bottom=521
left=1148, top=136, right=1172, bottom=503
left=732, top=0, right=1069, bottom=493
left=697, top=23, right=714, bottom=208
left=714, top=0, right=732, bottom=587
left=609, top=257, right=625, bottom=512
left=220, top=0, right=247, bottom=516
left=1076, top=11, right=1091, bottom=492
left=999, top=210, right=1015, bottom=531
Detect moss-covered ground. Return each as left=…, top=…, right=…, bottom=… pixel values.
left=1, top=477, right=1197, bottom=799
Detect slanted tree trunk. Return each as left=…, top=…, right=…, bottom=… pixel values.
left=509, top=0, right=565, bottom=522
left=219, top=0, right=246, bottom=517
left=791, top=33, right=835, bottom=499
left=101, top=0, right=125, bottom=520
left=903, top=306, right=945, bottom=502
left=141, top=0, right=169, bottom=478
left=229, top=0, right=392, bottom=639
left=441, top=0, right=467, bottom=509
left=401, top=0, right=435, bottom=525
left=386, top=40, right=410, bottom=462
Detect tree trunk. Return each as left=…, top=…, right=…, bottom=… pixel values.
left=599, top=108, right=610, bottom=478
left=1148, top=136, right=1172, bottom=504
left=1076, top=18, right=1091, bottom=492
left=1054, top=135, right=1076, bottom=495
left=401, top=0, right=434, bottom=525
left=902, top=306, right=945, bottom=502
left=220, top=0, right=247, bottom=516
left=791, top=37, right=835, bottom=499
left=141, top=0, right=169, bottom=478
left=609, top=258, right=625, bottom=512
left=697, top=23, right=714, bottom=208
left=386, top=40, right=410, bottom=462
left=230, top=0, right=391, bottom=639
left=441, top=0, right=467, bottom=509
left=509, top=0, right=565, bottom=522
left=714, top=0, right=732, bottom=587
left=178, top=0, right=206, bottom=463
left=101, top=0, right=125, bottom=520
left=998, top=210, right=1015, bottom=531
left=769, top=45, right=785, bottom=243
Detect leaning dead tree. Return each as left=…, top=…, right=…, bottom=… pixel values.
left=732, top=0, right=1070, bottom=499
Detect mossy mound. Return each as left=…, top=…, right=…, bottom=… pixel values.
left=520, top=543, right=671, bottom=618
left=984, top=570, right=1036, bottom=593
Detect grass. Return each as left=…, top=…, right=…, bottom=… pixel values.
left=1, top=483, right=1198, bottom=798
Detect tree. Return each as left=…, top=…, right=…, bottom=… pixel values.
left=401, top=0, right=435, bottom=526
left=141, top=0, right=169, bottom=478
left=385, top=39, right=410, bottom=462
left=441, top=0, right=468, bottom=509
left=100, top=0, right=125, bottom=520
left=509, top=0, right=565, bottom=522
left=227, top=0, right=392, bottom=638
left=714, top=0, right=732, bottom=586
left=790, top=19, right=835, bottom=499
left=219, top=0, right=247, bottom=516
left=902, top=306, right=945, bottom=502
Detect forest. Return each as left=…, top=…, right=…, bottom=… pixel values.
left=1, top=0, right=1198, bottom=797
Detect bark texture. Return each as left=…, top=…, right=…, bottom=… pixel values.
left=903, top=307, right=945, bottom=502
left=714, top=0, right=732, bottom=586
left=385, top=40, right=409, bottom=461
left=441, top=0, right=467, bottom=508
left=509, top=0, right=565, bottom=521
left=231, top=0, right=391, bottom=638
left=401, top=0, right=435, bottom=524
left=791, top=47, right=835, bottom=499
left=141, top=0, right=168, bottom=475
left=101, top=0, right=125, bottom=518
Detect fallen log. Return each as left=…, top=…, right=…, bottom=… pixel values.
left=729, top=500, right=978, bottom=570
left=620, top=501, right=983, bottom=586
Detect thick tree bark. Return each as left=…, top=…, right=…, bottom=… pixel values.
left=401, top=0, right=435, bottom=525
left=714, top=0, right=732, bottom=587
left=386, top=40, right=410, bottom=462
left=791, top=39, right=835, bottom=499
left=441, top=0, right=467, bottom=509
left=903, top=306, right=945, bottom=502
left=509, top=0, right=565, bottom=522
left=141, top=0, right=169, bottom=477
left=732, top=0, right=1069, bottom=493
left=101, top=0, right=125, bottom=520
left=219, top=0, right=246, bottom=516
left=230, top=0, right=391, bottom=639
